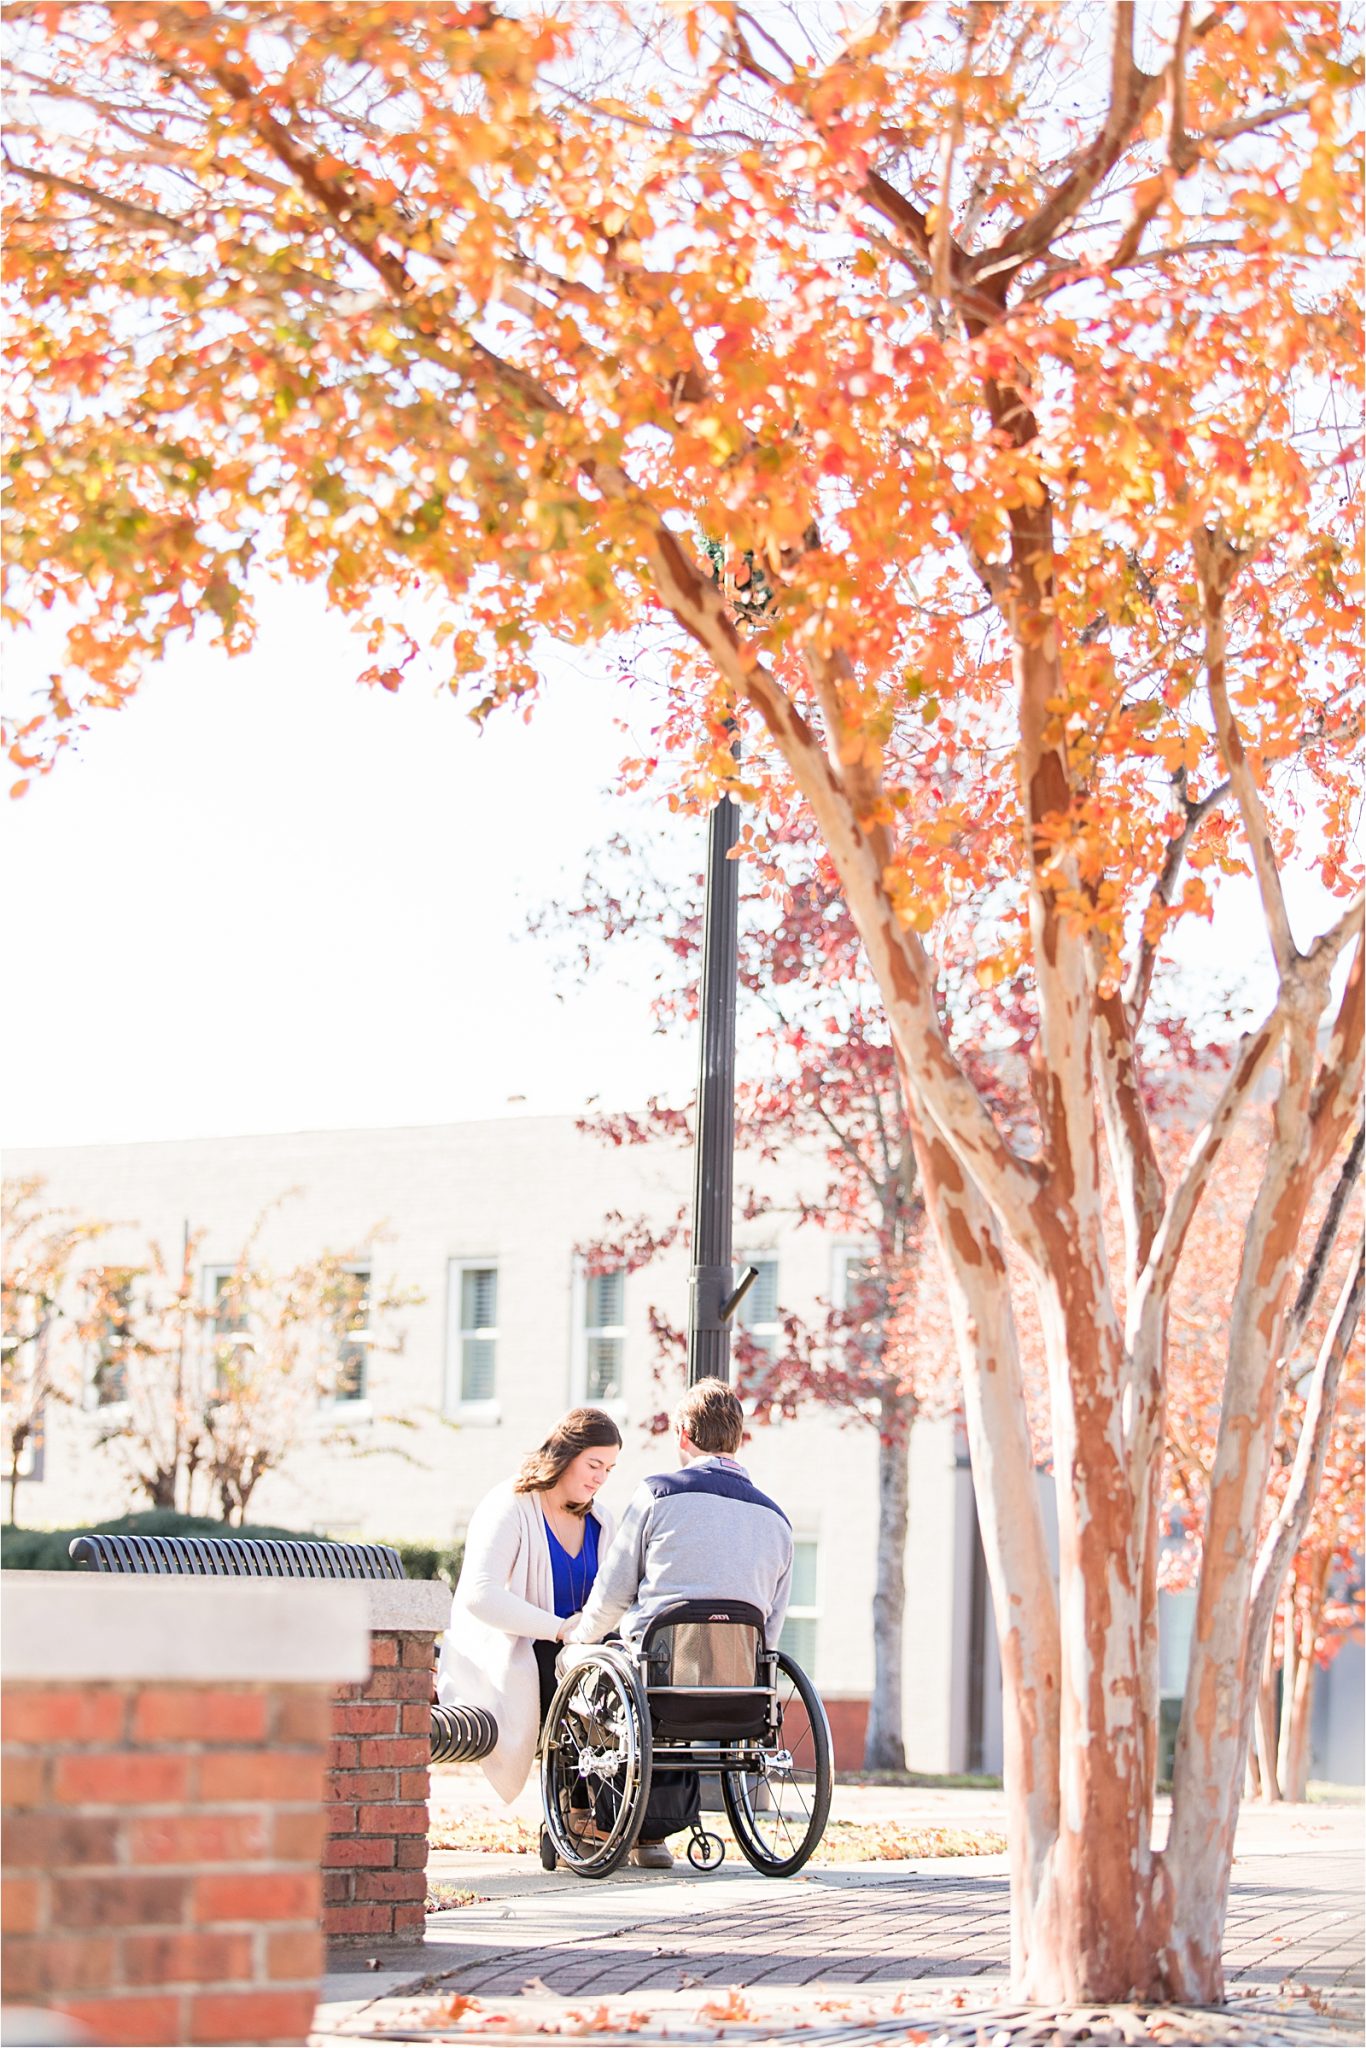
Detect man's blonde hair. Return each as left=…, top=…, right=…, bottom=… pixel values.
left=674, top=1377, right=744, bottom=1456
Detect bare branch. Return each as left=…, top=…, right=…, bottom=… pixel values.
left=1286, top=1125, right=1363, bottom=1356
left=1195, top=525, right=1298, bottom=976
left=1123, top=773, right=1233, bottom=1021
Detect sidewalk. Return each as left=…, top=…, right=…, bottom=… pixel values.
left=310, top=1776, right=1364, bottom=2047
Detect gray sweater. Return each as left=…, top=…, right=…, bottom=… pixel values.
left=568, top=1455, right=794, bottom=1647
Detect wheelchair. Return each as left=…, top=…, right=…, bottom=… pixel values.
left=538, top=1598, right=833, bottom=1879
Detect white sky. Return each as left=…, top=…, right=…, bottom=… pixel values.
left=2, top=584, right=701, bottom=1149
left=1, top=583, right=1350, bottom=1154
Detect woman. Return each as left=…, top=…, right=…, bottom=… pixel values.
left=437, top=1407, right=621, bottom=1803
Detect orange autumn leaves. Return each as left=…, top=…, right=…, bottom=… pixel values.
left=3, top=1, right=1360, bottom=992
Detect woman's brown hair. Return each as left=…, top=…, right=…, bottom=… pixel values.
left=513, top=1407, right=623, bottom=1515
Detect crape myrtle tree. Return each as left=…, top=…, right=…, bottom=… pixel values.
left=538, top=811, right=968, bottom=1771
left=4, top=0, right=1362, bottom=2002
left=1162, top=1121, right=1364, bottom=1802
left=80, top=1205, right=418, bottom=1523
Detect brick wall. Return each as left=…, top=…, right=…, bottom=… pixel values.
left=2, top=1679, right=330, bottom=2047
left=324, top=1628, right=435, bottom=1945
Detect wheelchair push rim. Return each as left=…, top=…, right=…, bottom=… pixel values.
left=721, top=1649, right=832, bottom=1877
left=539, top=1649, right=653, bottom=1879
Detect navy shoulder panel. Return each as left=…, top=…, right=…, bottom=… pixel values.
left=643, top=1466, right=790, bottom=1525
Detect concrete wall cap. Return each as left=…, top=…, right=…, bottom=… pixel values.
left=360, top=1578, right=452, bottom=1631
left=1, top=1573, right=373, bottom=1684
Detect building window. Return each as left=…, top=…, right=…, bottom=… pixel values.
left=583, top=1269, right=625, bottom=1403
left=779, top=1539, right=819, bottom=1674
left=448, top=1261, right=498, bottom=1410
left=203, top=1266, right=251, bottom=1397
left=736, top=1257, right=780, bottom=1358
left=335, top=1267, right=370, bottom=1403
left=833, top=1245, right=882, bottom=1362
left=91, top=1270, right=135, bottom=1407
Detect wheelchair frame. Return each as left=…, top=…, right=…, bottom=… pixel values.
left=537, top=1599, right=833, bottom=1880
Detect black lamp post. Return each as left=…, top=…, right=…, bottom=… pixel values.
left=685, top=766, right=757, bottom=1386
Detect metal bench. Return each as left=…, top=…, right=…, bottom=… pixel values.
left=69, top=1532, right=496, bottom=1763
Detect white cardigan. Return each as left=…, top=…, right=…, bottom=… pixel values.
left=436, top=1481, right=616, bottom=1803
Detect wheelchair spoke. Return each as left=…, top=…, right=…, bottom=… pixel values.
left=721, top=1651, right=832, bottom=1877
left=540, top=1650, right=652, bottom=1879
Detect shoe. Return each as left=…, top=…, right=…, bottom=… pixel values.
left=630, top=1839, right=674, bottom=1870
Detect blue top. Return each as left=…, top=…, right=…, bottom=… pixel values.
left=544, top=1512, right=601, bottom=1620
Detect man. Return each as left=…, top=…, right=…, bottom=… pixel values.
left=563, top=1377, right=794, bottom=1868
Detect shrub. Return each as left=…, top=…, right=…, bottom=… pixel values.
left=1, top=1511, right=463, bottom=1583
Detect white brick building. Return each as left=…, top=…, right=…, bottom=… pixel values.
left=8, top=1117, right=1361, bottom=1783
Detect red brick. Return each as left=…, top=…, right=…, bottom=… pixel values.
left=123, top=1929, right=254, bottom=1987
left=267, top=1926, right=324, bottom=1981
left=392, top=1902, right=426, bottom=1935
left=62, top=1997, right=183, bottom=2047
left=131, top=1687, right=268, bottom=1745
left=322, top=1871, right=352, bottom=1904
left=325, top=1803, right=358, bottom=1835
left=6, top=1811, right=120, bottom=1868
left=328, top=1768, right=395, bottom=1802
left=400, top=1635, right=436, bottom=1667
left=368, top=1637, right=398, bottom=1667
left=358, top=1801, right=426, bottom=1834
left=360, top=1668, right=431, bottom=1702
left=2, top=1876, right=41, bottom=1934
left=398, top=1769, right=430, bottom=1800
left=2, top=1940, right=41, bottom=1998
left=395, top=1838, right=430, bottom=1869
left=189, top=1989, right=318, bottom=2044
left=128, top=1811, right=269, bottom=1866
left=53, top=1751, right=190, bottom=1806
left=4, top=1687, right=127, bottom=1745
left=272, top=1807, right=327, bottom=1861
left=357, top=1735, right=427, bottom=1769
left=198, top=1749, right=325, bottom=1802
left=328, top=1738, right=360, bottom=1768
left=194, top=1870, right=317, bottom=1924
left=52, top=1873, right=187, bottom=1928
left=322, top=1834, right=393, bottom=1869
left=353, top=1868, right=426, bottom=1903
left=273, top=1691, right=331, bottom=1743
left=399, top=1703, right=430, bottom=1734
left=323, top=1903, right=391, bottom=1936
left=38, top=1934, right=119, bottom=1993
left=0, top=1752, right=48, bottom=1806
left=332, top=1702, right=397, bottom=1737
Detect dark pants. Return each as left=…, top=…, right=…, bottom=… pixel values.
left=535, top=1638, right=698, bottom=1842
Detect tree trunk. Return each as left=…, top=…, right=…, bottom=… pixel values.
left=1253, top=1642, right=1281, bottom=1803
left=1276, top=1583, right=1299, bottom=1794
left=1282, top=1649, right=1316, bottom=1802
left=6, top=1433, right=26, bottom=1531
left=864, top=1394, right=909, bottom=1771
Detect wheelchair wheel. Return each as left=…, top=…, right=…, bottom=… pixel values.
left=540, top=1648, right=653, bottom=1879
left=722, top=1650, right=832, bottom=1877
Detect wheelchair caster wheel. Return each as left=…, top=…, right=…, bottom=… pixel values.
left=539, top=1828, right=558, bottom=1871
left=686, top=1829, right=726, bottom=1871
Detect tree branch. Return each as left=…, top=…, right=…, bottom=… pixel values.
left=1195, top=525, right=1298, bottom=977
left=1123, top=772, right=1233, bottom=1021
left=1286, top=1124, right=1363, bottom=1358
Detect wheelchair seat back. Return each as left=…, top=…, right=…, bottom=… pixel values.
left=641, top=1599, right=770, bottom=1742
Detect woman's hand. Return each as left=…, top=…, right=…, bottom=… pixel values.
left=556, top=1612, right=581, bottom=1643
